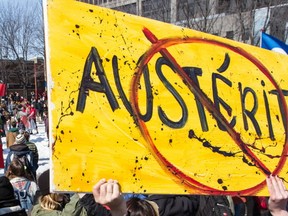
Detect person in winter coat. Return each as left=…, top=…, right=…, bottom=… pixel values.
left=23, top=131, right=39, bottom=168
left=31, top=170, right=111, bottom=216
left=6, top=119, right=19, bottom=148
left=43, top=111, right=49, bottom=141
left=16, top=105, right=28, bottom=132
left=4, top=133, right=38, bottom=181
left=27, top=104, right=38, bottom=134
left=0, top=176, right=27, bottom=216
left=6, top=157, right=39, bottom=213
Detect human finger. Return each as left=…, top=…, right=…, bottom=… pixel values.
left=267, top=175, right=276, bottom=197
left=93, top=178, right=106, bottom=202
left=111, top=180, right=121, bottom=199
left=93, top=178, right=106, bottom=197
left=106, top=180, right=114, bottom=199
left=276, top=176, right=288, bottom=198
left=276, top=176, right=286, bottom=191
left=99, top=182, right=108, bottom=199
left=270, top=175, right=282, bottom=198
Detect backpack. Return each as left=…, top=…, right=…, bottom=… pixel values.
left=0, top=199, right=28, bottom=216
left=196, top=195, right=233, bottom=216
left=14, top=181, right=33, bottom=213
left=5, top=150, right=37, bottom=180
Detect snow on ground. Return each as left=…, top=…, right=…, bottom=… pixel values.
left=0, top=121, right=50, bottom=177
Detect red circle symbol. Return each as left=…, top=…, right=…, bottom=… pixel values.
left=130, top=28, right=288, bottom=195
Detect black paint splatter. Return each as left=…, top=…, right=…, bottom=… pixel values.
left=217, top=179, right=223, bottom=184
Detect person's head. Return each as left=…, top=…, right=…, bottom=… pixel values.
left=38, top=169, right=50, bottom=196
left=37, top=169, right=66, bottom=210
left=23, top=131, right=30, bottom=142
left=5, top=158, right=29, bottom=180
left=15, top=133, right=26, bottom=145
left=39, top=193, right=70, bottom=211
left=37, top=169, right=70, bottom=210
left=0, top=176, right=15, bottom=201
left=17, top=104, right=22, bottom=110
left=126, top=197, right=159, bottom=216
left=11, top=120, right=17, bottom=128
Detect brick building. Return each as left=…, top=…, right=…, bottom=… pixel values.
left=0, top=58, right=45, bottom=99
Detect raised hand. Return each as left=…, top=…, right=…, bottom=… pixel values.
left=266, top=175, right=288, bottom=216
left=92, top=178, right=126, bottom=216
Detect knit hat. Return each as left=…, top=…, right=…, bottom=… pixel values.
left=38, top=169, right=50, bottom=196
left=0, top=176, right=15, bottom=201
left=15, top=133, right=26, bottom=144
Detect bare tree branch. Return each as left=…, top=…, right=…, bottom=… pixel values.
left=0, top=0, right=44, bottom=98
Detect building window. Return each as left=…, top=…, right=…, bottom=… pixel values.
left=218, top=0, right=230, bottom=13
left=114, top=3, right=137, bottom=15
left=177, top=0, right=195, bottom=22
left=226, top=31, right=234, bottom=39
left=270, top=5, right=288, bottom=41
left=241, top=28, right=250, bottom=41
left=142, top=0, right=171, bottom=23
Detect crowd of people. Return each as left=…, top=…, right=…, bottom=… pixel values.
left=1, top=173, right=287, bottom=216
left=0, top=92, right=288, bottom=216
left=0, top=92, right=48, bottom=137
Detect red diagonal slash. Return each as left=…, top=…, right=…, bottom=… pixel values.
left=130, top=27, right=288, bottom=194
left=142, top=27, right=271, bottom=175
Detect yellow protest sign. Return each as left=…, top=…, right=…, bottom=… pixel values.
left=45, top=0, right=288, bottom=195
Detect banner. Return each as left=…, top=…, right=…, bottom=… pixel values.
left=45, top=0, right=288, bottom=196
left=0, top=84, right=6, bottom=97
left=261, top=31, right=288, bottom=55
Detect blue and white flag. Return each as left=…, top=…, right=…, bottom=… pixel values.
left=261, top=32, right=288, bottom=55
